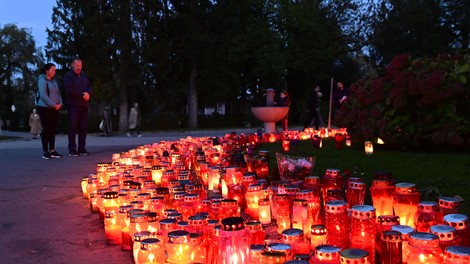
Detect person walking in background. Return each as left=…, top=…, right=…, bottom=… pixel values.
left=63, top=57, right=92, bottom=156
left=36, top=63, right=63, bottom=159
left=101, top=106, right=112, bottom=137
left=127, top=102, right=142, bottom=137
left=278, top=90, right=290, bottom=131
left=29, top=108, right=42, bottom=139
left=332, top=81, right=349, bottom=124
left=303, top=85, right=323, bottom=130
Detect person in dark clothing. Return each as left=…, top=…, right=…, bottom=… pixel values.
left=304, top=85, right=322, bottom=130
left=332, top=82, right=349, bottom=124
left=63, top=57, right=92, bottom=156
left=278, top=90, right=291, bottom=131
left=36, top=63, right=63, bottom=159
left=101, top=106, right=112, bottom=137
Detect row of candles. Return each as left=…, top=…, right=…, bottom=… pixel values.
left=80, top=130, right=470, bottom=263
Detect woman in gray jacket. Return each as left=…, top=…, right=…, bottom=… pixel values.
left=36, top=63, right=63, bottom=159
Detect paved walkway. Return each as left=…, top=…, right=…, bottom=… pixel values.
left=0, top=128, right=259, bottom=264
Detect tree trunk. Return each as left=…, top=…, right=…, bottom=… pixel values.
left=118, top=0, right=131, bottom=132
left=188, top=59, right=198, bottom=129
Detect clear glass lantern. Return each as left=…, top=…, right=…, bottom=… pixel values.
left=310, top=224, right=327, bottom=250
left=166, top=230, right=192, bottom=264
left=218, top=217, right=249, bottom=264
left=136, top=238, right=165, bottom=264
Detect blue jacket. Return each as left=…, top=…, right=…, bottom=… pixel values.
left=63, top=70, right=92, bottom=108
left=36, top=74, right=63, bottom=108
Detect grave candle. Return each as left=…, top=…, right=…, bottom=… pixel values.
left=392, top=182, right=420, bottom=228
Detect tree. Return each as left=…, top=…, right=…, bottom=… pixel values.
left=0, top=24, right=42, bottom=129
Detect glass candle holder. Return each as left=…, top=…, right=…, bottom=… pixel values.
left=296, top=188, right=322, bottom=228
left=321, top=169, right=344, bottom=206
left=370, top=179, right=395, bottom=216
left=249, top=244, right=265, bottom=264
left=275, top=194, right=291, bottom=234
left=219, top=217, right=249, bottom=264
left=310, top=224, right=327, bottom=250
left=392, top=182, right=420, bottom=228
left=339, top=248, right=370, bottom=264
left=189, top=232, right=206, bottom=263
left=219, top=199, right=240, bottom=220
left=258, top=198, right=272, bottom=225
left=180, top=193, right=200, bottom=221
left=325, top=200, right=350, bottom=249
left=133, top=231, right=152, bottom=264
left=443, top=214, right=470, bottom=247
left=245, top=184, right=264, bottom=219
left=313, top=245, right=341, bottom=264
left=166, top=230, right=192, bottom=264
left=281, top=228, right=311, bottom=255
left=430, top=225, right=461, bottom=252
left=364, top=141, right=373, bottom=155
left=350, top=205, right=376, bottom=263
left=438, top=197, right=461, bottom=217
left=156, top=218, right=178, bottom=246
left=104, top=211, right=121, bottom=245
left=129, top=213, right=149, bottom=243
left=391, top=224, right=415, bottom=264
left=253, top=157, right=269, bottom=179
left=282, top=139, right=290, bottom=152
left=136, top=238, right=165, bottom=264
left=346, top=181, right=366, bottom=209
left=380, top=230, right=402, bottom=264
left=246, top=221, right=265, bottom=245
left=406, top=232, right=443, bottom=264
left=291, top=199, right=308, bottom=232
left=444, top=246, right=470, bottom=264
left=376, top=215, right=400, bottom=262
left=415, top=201, right=442, bottom=232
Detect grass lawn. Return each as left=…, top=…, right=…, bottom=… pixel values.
left=0, top=135, right=18, bottom=140
left=255, top=138, right=470, bottom=215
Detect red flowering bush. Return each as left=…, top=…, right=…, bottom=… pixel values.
left=337, top=53, right=470, bottom=148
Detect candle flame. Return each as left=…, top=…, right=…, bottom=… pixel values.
left=419, top=253, right=426, bottom=262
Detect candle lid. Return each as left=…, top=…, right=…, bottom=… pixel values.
left=137, top=192, right=151, bottom=200
left=285, top=261, right=308, bottom=264
left=381, top=230, right=402, bottom=242
left=245, top=183, right=261, bottom=192
left=445, top=246, right=470, bottom=260
left=348, top=181, right=366, bottom=190
left=340, top=248, right=369, bottom=262
left=130, top=213, right=148, bottom=223
left=350, top=205, right=376, bottom=220
left=430, top=225, right=457, bottom=242
left=293, top=199, right=307, bottom=206
left=438, top=197, right=461, bottom=209
left=147, top=212, right=159, bottom=222
left=261, top=251, right=286, bottom=261
left=221, top=216, right=245, bottom=231
left=159, top=218, right=178, bottom=229
left=282, top=228, right=303, bottom=238
left=326, top=189, right=343, bottom=199
left=134, top=231, right=152, bottom=242
left=311, top=224, right=327, bottom=235
left=443, top=214, right=469, bottom=230
left=149, top=196, right=164, bottom=203
left=164, top=209, right=178, bottom=216
left=156, top=187, right=169, bottom=195
left=178, top=221, right=188, bottom=228
left=188, top=215, right=208, bottom=226
left=378, top=215, right=400, bottom=226
left=246, top=221, right=262, bottom=230
left=409, top=232, right=440, bottom=248
left=418, top=201, right=439, bottom=212
left=372, top=179, right=394, bottom=187
left=183, top=193, right=199, bottom=202
left=119, top=205, right=133, bottom=214
left=168, top=230, right=190, bottom=244
left=304, top=176, right=320, bottom=185
left=325, top=200, right=348, bottom=213
left=293, top=254, right=311, bottom=261
left=105, top=211, right=116, bottom=218
left=250, top=244, right=265, bottom=252
left=325, top=168, right=341, bottom=177
left=127, top=208, right=145, bottom=218
left=394, top=182, right=417, bottom=193
left=151, top=165, right=163, bottom=170
left=315, top=245, right=340, bottom=260
left=221, top=199, right=238, bottom=207
left=267, top=242, right=292, bottom=252
left=285, top=185, right=301, bottom=194
left=391, top=225, right=415, bottom=239
left=189, top=232, right=202, bottom=244
left=167, top=212, right=182, bottom=221
left=130, top=200, right=144, bottom=209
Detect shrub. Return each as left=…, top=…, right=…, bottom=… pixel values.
left=337, top=53, right=470, bottom=149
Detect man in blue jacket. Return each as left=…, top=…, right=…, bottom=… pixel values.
left=63, top=57, right=92, bottom=156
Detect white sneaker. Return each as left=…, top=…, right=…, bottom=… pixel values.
left=126, top=132, right=131, bottom=137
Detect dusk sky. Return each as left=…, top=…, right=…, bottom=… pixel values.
left=0, top=0, right=56, bottom=48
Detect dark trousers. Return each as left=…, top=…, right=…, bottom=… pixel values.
left=37, top=106, right=59, bottom=153
left=67, top=105, right=89, bottom=152
left=304, top=109, right=321, bottom=130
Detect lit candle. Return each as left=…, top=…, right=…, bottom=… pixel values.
left=219, top=217, right=249, bottom=264
left=104, top=211, right=121, bottom=245
left=443, top=246, right=470, bottom=264
left=415, top=201, right=442, bottom=232
left=345, top=181, right=366, bottom=208
left=391, top=224, right=415, bottom=263
left=246, top=221, right=265, bottom=245
left=133, top=231, right=152, bottom=263
left=258, top=198, right=272, bottom=225
left=370, top=179, right=395, bottom=216
left=281, top=228, right=311, bottom=255
left=325, top=200, right=350, bottom=249
left=151, top=165, right=163, bottom=186
left=245, top=184, right=263, bottom=219
left=166, top=230, right=192, bottom=264
left=350, top=205, right=376, bottom=263
left=430, top=225, right=461, bottom=252
left=392, top=182, right=420, bottom=228
left=282, top=139, right=290, bottom=152
left=310, top=224, right=327, bottom=250
left=443, top=214, right=470, bottom=247
left=364, top=141, right=374, bottom=155
left=137, top=238, right=165, bottom=264
left=291, top=199, right=308, bottom=232
left=438, top=197, right=461, bottom=217
left=406, top=232, right=443, bottom=264
left=380, top=230, right=402, bottom=264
